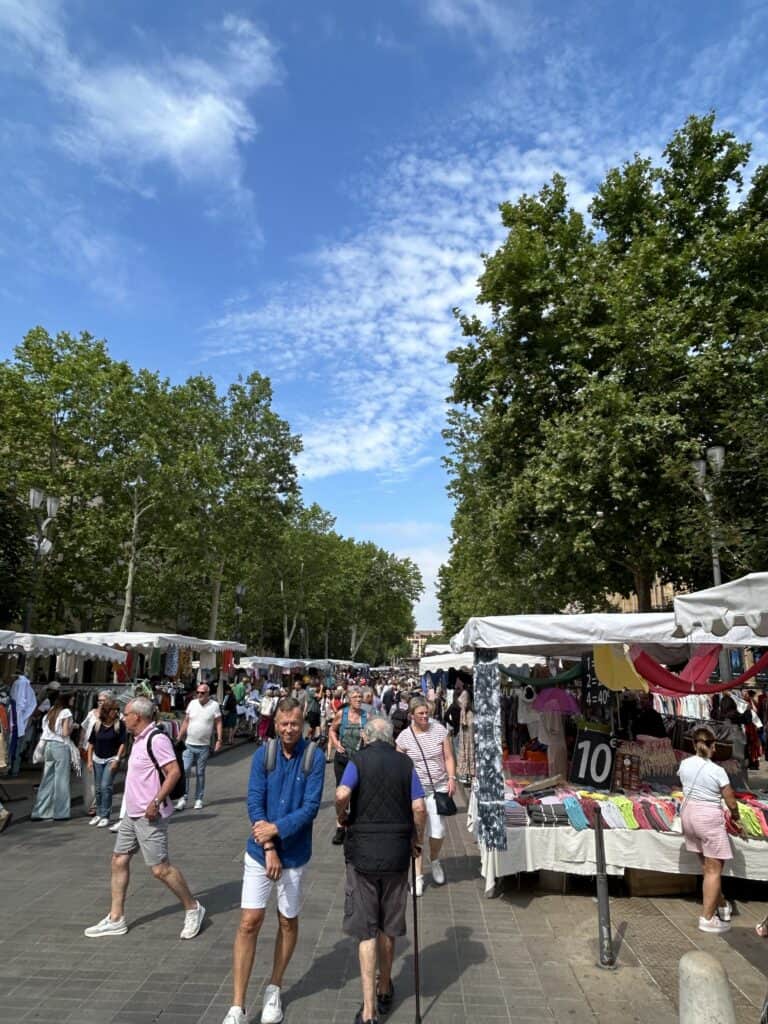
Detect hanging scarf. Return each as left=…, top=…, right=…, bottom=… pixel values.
left=498, top=662, right=582, bottom=686
left=630, top=647, right=768, bottom=694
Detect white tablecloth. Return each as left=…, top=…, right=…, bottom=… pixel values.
left=468, top=794, right=768, bottom=891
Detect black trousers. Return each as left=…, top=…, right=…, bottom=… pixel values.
left=334, top=751, right=349, bottom=785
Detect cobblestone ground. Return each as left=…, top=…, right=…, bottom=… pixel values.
left=1, top=746, right=766, bottom=1024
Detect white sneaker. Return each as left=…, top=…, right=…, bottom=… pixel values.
left=431, top=859, right=445, bottom=885
left=221, top=1008, right=247, bottom=1024
left=175, top=797, right=187, bottom=811
left=409, top=875, right=424, bottom=897
left=699, top=915, right=731, bottom=934
left=261, top=984, right=283, bottom=1024
left=96, top=817, right=109, bottom=828
left=88, top=815, right=101, bottom=826
left=180, top=901, right=206, bottom=939
left=194, top=799, right=203, bottom=810
left=84, top=915, right=128, bottom=937
left=109, top=821, right=121, bottom=833
left=717, top=900, right=733, bottom=922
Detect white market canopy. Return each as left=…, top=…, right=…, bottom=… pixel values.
left=63, top=631, right=246, bottom=654
left=0, top=630, right=17, bottom=650
left=450, top=612, right=765, bottom=661
left=420, top=651, right=547, bottom=674
left=240, top=656, right=306, bottom=670
left=424, top=644, right=453, bottom=655
left=11, top=633, right=128, bottom=663
left=674, top=572, right=768, bottom=637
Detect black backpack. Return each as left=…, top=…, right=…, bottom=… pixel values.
left=263, top=738, right=319, bottom=776
left=391, top=707, right=409, bottom=739
left=147, top=729, right=187, bottom=803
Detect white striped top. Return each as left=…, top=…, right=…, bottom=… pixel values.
left=397, top=721, right=449, bottom=791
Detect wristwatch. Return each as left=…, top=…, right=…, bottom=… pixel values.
left=263, top=844, right=275, bottom=852
left=152, top=798, right=161, bottom=809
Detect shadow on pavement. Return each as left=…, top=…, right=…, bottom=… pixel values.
left=392, top=924, right=487, bottom=1017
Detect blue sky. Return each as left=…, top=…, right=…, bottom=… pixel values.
left=1, top=0, right=767, bottom=628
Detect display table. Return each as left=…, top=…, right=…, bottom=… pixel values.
left=468, top=794, right=768, bottom=891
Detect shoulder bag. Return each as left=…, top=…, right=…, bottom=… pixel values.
left=409, top=726, right=457, bottom=816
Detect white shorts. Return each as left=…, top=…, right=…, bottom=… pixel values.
left=241, top=852, right=305, bottom=918
left=425, top=792, right=446, bottom=841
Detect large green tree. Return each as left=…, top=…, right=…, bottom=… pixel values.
left=440, top=114, right=768, bottom=633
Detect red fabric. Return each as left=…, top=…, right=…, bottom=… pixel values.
left=630, top=647, right=768, bottom=694
left=679, top=644, right=721, bottom=684
left=221, top=649, right=234, bottom=674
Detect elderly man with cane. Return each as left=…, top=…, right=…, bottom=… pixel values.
left=336, top=715, right=426, bottom=1024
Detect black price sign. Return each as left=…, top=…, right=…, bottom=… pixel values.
left=581, top=655, right=611, bottom=714
left=569, top=729, right=618, bottom=789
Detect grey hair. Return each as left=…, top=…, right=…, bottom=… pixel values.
left=363, top=715, right=394, bottom=745
left=128, top=696, right=155, bottom=720
left=98, top=689, right=114, bottom=700
left=408, top=696, right=429, bottom=715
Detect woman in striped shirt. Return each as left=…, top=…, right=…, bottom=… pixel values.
left=397, top=696, right=457, bottom=895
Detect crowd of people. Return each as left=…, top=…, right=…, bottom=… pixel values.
left=63, top=679, right=464, bottom=1024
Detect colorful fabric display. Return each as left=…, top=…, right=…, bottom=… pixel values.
left=504, top=799, right=528, bottom=827
left=528, top=804, right=570, bottom=826
left=594, top=645, right=648, bottom=692
left=610, top=795, right=640, bottom=829
left=600, top=802, right=627, bottom=829
left=563, top=796, right=591, bottom=830
left=630, top=647, right=768, bottom=694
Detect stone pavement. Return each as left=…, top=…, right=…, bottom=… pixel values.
left=0, top=745, right=766, bottom=1024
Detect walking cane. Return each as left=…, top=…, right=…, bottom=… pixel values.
left=411, top=856, right=422, bottom=1024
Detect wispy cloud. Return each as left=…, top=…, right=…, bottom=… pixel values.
left=420, top=0, right=539, bottom=52
left=0, top=1, right=280, bottom=203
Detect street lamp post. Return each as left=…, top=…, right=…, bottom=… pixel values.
left=692, top=445, right=731, bottom=681
left=23, top=487, right=60, bottom=633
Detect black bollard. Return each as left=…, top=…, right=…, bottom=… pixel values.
left=594, top=811, right=616, bottom=968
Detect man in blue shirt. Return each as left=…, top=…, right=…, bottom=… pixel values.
left=222, top=697, right=324, bottom=1024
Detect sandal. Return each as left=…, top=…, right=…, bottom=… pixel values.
left=756, top=920, right=768, bottom=938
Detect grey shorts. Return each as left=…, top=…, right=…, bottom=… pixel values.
left=114, top=815, right=169, bottom=867
left=342, top=862, right=409, bottom=941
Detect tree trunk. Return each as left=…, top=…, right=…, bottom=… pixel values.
left=350, top=623, right=369, bottom=660
left=208, top=558, right=225, bottom=639
left=633, top=570, right=653, bottom=612
left=119, top=504, right=140, bottom=632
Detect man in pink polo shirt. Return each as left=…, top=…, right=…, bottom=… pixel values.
left=84, top=696, right=205, bottom=939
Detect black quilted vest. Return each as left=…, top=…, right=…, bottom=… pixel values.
left=345, top=741, right=414, bottom=875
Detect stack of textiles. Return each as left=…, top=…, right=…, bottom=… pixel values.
left=504, top=798, right=528, bottom=827
left=528, top=802, right=570, bottom=826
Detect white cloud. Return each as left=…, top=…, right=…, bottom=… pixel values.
left=0, top=0, right=280, bottom=201
left=420, top=0, right=539, bottom=51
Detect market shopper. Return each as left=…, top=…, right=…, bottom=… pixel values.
left=336, top=715, right=426, bottom=1024
left=176, top=682, right=222, bottom=811
left=396, top=696, right=456, bottom=894
left=221, top=697, right=324, bottom=1024
left=678, top=727, right=742, bottom=934
left=80, top=690, right=114, bottom=817
left=328, top=687, right=368, bottom=845
left=87, top=699, right=126, bottom=827
left=84, top=697, right=205, bottom=940
left=30, top=690, right=74, bottom=822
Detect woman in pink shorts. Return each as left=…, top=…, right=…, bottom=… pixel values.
left=678, top=727, right=743, bottom=934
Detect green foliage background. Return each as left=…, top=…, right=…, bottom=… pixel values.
left=439, top=114, right=768, bottom=633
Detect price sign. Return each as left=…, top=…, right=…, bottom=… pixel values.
left=569, top=729, right=618, bottom=789
left=581, top=655, right=611, bottom=717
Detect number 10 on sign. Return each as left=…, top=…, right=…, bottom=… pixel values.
left=569, top=731, right=617, bottom=788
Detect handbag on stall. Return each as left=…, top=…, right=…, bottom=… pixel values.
left=408, top=727, right=457, bottom=816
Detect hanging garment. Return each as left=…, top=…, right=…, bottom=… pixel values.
left=631, top=648, right=768, bottom=694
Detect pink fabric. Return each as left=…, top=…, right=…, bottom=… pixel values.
left=681, top=802, right=732, bottom=859
left=679, top=644, right=721, bottom=684
left=630, top=647, right=768, bottom=695
left=125, top=723, right=175, bottom=819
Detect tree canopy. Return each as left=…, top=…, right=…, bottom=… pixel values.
left=0, top=327, right=422, bottom=662
left=439, top=114, right=768, bottom=634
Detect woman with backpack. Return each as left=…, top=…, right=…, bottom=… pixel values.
left=327, top=686, right=368, bottom=844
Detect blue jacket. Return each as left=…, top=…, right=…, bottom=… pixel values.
left=246, top=738, right=325, bottom=868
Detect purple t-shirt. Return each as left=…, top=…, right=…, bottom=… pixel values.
left=340, top=760, right=425, bottom=800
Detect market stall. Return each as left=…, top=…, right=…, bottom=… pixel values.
left=450, top=611, right=768, bottom=892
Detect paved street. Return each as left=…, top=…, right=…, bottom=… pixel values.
left=1, top=746, right=766, bottom=1024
